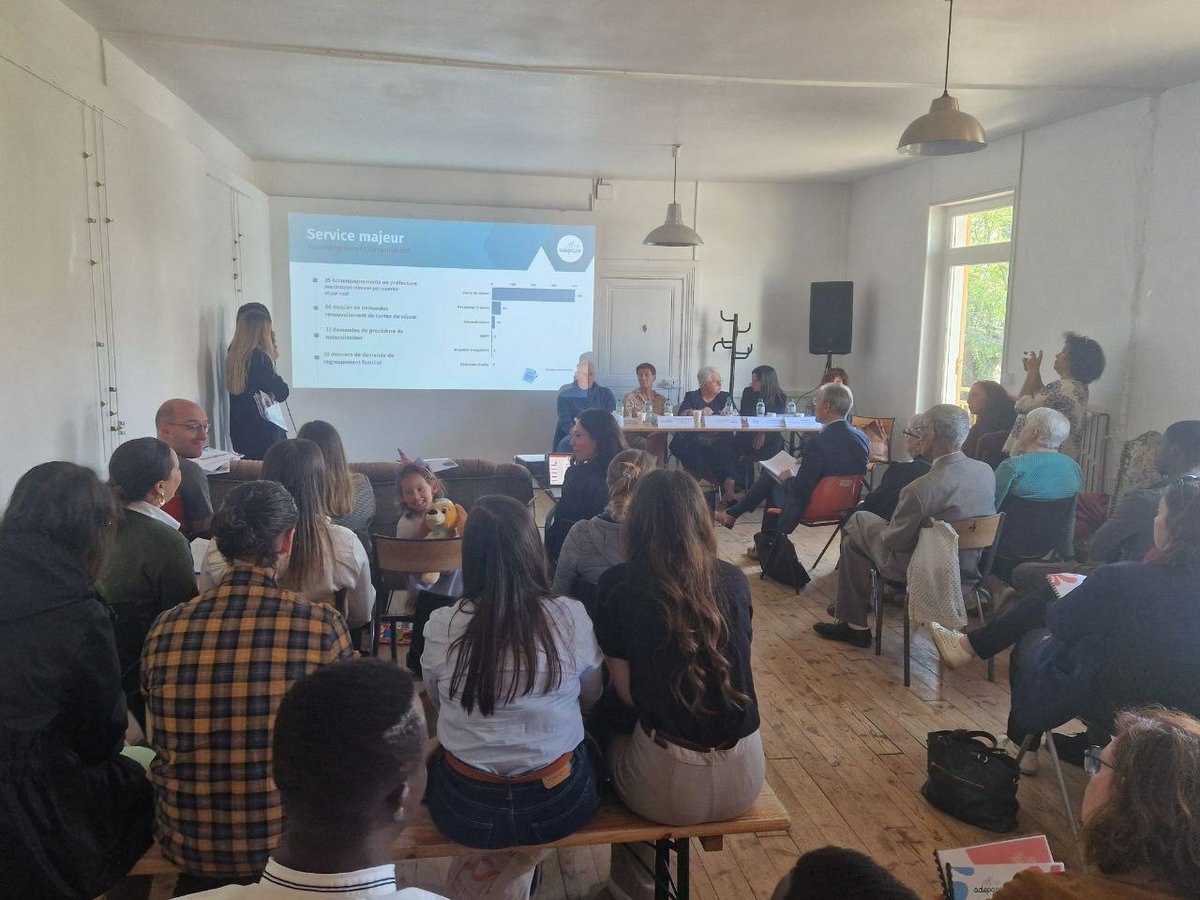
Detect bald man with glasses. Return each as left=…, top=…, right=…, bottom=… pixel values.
left=155, top=399, right=214, bottom=537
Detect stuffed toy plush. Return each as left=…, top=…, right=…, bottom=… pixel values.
left=420, top=498, right=467, bottom=582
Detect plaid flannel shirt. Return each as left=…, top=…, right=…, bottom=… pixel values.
left=141, top=564, right=355, bottom=876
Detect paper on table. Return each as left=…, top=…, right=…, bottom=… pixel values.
left=190, top=538, right=210, bottom=575
left=702, top=415, right=743, bottom=429
left=783, top=415, right=821, bottom=431
left=745, top=416, right=783, bottom=429
left=759, top=450, right=800, bottom=481
left=655, top=416, right=696, bottom=429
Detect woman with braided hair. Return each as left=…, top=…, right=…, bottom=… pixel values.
left=551, top=449, right=656, bottom=601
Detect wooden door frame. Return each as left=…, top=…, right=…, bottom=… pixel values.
left=594, top=260, right=697, bottom=402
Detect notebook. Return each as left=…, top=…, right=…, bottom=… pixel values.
left=934, top=835, right=1063, bottom=899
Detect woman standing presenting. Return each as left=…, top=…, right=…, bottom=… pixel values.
left=227, top=307, right=290, bottom=459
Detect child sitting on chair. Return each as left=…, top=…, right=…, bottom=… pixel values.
left=390, top=462, right=465, bottom=614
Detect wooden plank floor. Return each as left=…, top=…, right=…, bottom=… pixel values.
left=145, top=498, right=1087, bottom=899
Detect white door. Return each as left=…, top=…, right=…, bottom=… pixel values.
left=595, top=269, right=694, bottom=405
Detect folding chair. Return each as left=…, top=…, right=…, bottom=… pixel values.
left=872, top=512, right=1005, bottom=687
left=370, top=534, right=463, bottom=664
left=803, top=474, right=865, bottom=568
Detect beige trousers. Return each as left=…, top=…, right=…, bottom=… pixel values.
left=607, top=726, right=765, bottom=900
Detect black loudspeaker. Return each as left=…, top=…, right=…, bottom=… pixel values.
left=809, top=281, right=853, bottom=355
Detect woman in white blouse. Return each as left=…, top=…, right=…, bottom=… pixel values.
left=422, top=495, right=602, bottom=867
left=200, top=439, right=374, bottom=627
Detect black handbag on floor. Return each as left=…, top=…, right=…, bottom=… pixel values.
left=922, top=729, right=1020, bottom=832
left=754, top=531, right=811, bottom=591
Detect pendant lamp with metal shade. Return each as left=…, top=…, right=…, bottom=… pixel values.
left=644, top=145, right=704, bottom=247
left=897, top=0, right=987, bottom=156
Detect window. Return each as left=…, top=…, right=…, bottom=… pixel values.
left=934, top=196, right=1014, bottom=407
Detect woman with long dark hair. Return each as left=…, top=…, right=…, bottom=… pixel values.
left=422, top=496, right=602, bottom=885
left=296, top=420, right=376, bottom=532
left=594, top=468, right=764, bottom=899
left=736, top=363, right=789, bottom=462
left=98, top=437, right=197, bottom=722
left=199, top=439, right=373, bottom=627
left=0, top=462, right=154, bottom=898
left=962, top=380, right=1016, bottom=464
left=227, top=307, right=290, bottom=459
left=544, top=407, right=626, bottom=562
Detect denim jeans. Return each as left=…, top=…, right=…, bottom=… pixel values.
left=427, top=741, right=598, bottom=849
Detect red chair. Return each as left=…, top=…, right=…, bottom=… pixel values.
left=767, top=474, right=864, bottom=568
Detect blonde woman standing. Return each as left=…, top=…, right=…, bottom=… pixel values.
left=552, top=449, right=656, bottom=601
left=227, top=307, right=290, bottom=459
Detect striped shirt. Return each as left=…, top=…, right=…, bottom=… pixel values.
left=141, top=564, right=355, bottom=877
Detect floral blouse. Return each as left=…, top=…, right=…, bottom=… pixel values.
left=1004, top=378, right=1089, bottom=459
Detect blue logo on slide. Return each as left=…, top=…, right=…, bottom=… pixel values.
left=523, top=368, right=539, bottom=383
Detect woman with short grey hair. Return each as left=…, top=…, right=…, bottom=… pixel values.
left=672, top=366, right=738, bottom=503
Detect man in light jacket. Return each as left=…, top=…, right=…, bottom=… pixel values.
left=814, top=404, right=995, bottom=647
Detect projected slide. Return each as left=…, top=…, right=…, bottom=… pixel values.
left=288, top=213, right=595, bottom=390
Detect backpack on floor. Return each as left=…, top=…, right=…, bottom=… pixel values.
left=754, top=531, right=811, bottom=591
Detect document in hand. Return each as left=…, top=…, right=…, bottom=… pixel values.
left=759, top=450, right=800, bottom=481
left=934, top=834, right=1063, bottom=899
left=1046, top=572, right=1087, bottom=599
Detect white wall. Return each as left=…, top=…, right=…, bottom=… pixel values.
left=258, top=162, right=849, bottom=462
left=845, top=92, right=1188, bottom=474
left=0, top=0, right=271, bottom=498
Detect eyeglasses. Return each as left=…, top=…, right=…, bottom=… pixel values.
left=168, top=421, right=210, bottom=434
left=1083, top=745, right=1113, bottom=776
left=902, top=428, right=925, bottom=439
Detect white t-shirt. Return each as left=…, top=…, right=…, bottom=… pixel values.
left=421, top=595, right=603, bottom=775
left=186, top=860, right=446, bottom=898
left=200, top=517, right=374, bottom=626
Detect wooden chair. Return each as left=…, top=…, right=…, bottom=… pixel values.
left=872, top=513, right=1005, bottom=687
left=370, top=535, right=463, bottom=663
left=798, top=474, right=865, bottom=568
left=850, top=415, right=895, bottom=488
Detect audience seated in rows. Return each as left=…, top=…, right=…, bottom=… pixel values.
left=200, top=439, right=374, bottom=628
left=621, top=362, right=668, bottom=462
left=98, top=437, right=198, bottom=723
left=595, top=469, right=764, bottom=900
left=992, top=707, right=1200, bottom=899
left=554, top=352, right=615, bottom=452
left=770, top=846, right=919, bottom=900
left=1004, top=332, right=1106, bottom=460
left=227, top=307, right=290, bottom=460
left=545, top=408, right=626, bottom=562
left=421, top=496, right=602, bottom=896
left=155, top=397, right=215, bottom=537
left=552, top=449, right=656, bottom=604
left=671, top=366, right=738, bottom=503
left=143, top=480, right=357, bottom=892
left=962, top=380, right=1016, bottom=467
left=1008, top=477, right=1200, bottom=770
left=855, top=413, right=931, bottom=522
left=297, top=419, right=377, bottom=532
left=187, top=660, right=446, bottom=899
left=0, top=462, right=155, bottom=899
left=736, top=364, right=788, bottom=461
left=1009, top=420, right=1200, bottom=595
left=390, top=461, right=467, bottom=613
left=815, top=404, right=995, bottom=648
left=716, top=383, right=867, bottom=538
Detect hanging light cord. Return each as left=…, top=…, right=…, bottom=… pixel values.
left=943, top=0, right=954, bottom=94
left=672, top=146, right=679, bottom=204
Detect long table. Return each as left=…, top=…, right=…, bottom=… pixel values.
left=619, top=415, right=822, bottom=434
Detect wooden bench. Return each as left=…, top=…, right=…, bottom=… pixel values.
left=130, top=784, right=790, bottom=899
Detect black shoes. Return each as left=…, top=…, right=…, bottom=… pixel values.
left=813, top=620, right=872, bottom=648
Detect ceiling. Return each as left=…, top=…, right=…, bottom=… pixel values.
left=62, top=0, right=1200, bottom=182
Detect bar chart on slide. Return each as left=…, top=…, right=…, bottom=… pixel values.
left=288, top=214, right=595, bottom=390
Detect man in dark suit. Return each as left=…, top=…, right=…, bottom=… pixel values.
left=716, top=383, right=868, bottom=535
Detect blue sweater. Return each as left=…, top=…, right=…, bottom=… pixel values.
left=993, top=450, right=1081, bottom=508
left=555, top=381, right=616, bottom=445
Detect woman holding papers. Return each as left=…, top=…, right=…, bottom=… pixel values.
left=228, top=307, right=290, bottom=460
left=97, top=438, right=197, bottom=723
left=993, top=707, right=1200, bottom=899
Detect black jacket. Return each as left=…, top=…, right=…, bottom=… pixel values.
left=545, top=455, right=613, bottom=562
left=229, top=348, right=291, bottom=460
left=858, top=458, right=932, bottom=521
left=778, top=419, right=870, bottom=534
left=0, top=532, right=152, bottom=899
